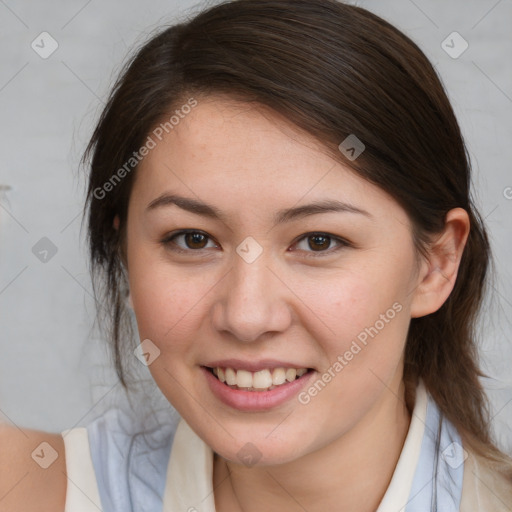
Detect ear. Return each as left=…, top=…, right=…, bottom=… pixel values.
left=113, top=214, right=120, bottom=230
left=410, top=208, right=470, bottom=318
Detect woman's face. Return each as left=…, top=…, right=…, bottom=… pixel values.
left=124, top=95, right=425, bottom=466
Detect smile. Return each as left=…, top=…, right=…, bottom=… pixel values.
left=207, top=366, right=311, bottom=392
left=201, top=364, right=316, bottom=411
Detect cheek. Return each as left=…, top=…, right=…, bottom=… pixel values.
left=127, top=248, right=216, bottom=353
left=306, top=264, right=409, bottom=338
left=298, top=257, right=413, bottom=383
left=298, top=271, right=409, bottom=422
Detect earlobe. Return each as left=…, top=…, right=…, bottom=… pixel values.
left=410, top=208, right=470, bottom=318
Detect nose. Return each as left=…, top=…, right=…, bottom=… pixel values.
left=210, top=250, right=292, bottom=343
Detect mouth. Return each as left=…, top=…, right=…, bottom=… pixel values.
left=203, top=365, right=314, bottom=392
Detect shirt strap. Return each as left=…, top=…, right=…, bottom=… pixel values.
left=61, top=427, right=103, bottom=512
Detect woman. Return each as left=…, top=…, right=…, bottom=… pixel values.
left=1, top=0, right=511, bottom=510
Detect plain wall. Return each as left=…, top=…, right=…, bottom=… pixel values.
left=0, top=0, right=511, bottom=452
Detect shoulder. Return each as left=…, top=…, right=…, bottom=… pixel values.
left=460, top=447, right=512, bottom=511
left=0, top=423, right=66, bottom=512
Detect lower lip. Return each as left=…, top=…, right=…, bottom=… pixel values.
left=201, top=366, right=315, bottom=412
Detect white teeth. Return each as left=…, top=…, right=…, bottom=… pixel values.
left=211, top=366, right=309, bottom=390
left=285, top=368, right=297, bottom=382
left=272, top=368, right=286, bottom=385
left=225, top=367, right=237, bottom=386
left=236, top=370, right=253, bottom=388
left=253, top=369, right=273, bottom=389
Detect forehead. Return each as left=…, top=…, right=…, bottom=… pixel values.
left=130, top=95, right=406, bottom=224
left=140, top=97, right=335, bottom=183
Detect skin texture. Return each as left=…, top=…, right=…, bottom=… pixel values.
left=118, top=95, right=470, bottom=512
left=0, top=425, right=66, bottom=512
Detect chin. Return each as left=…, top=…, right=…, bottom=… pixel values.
left=204, top=423, right=311, bottom=467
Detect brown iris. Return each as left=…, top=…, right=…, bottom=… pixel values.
left=307, top=234, right=330, bottom=252
left=184, top=232, right=209, bottom=249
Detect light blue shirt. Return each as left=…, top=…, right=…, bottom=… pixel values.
left=84, top=381, right=464, bottom=511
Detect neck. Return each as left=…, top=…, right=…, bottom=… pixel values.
left=213, top=377, right=413, bottom=512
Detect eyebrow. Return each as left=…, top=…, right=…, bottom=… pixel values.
left=145, top=193, right=373, bottom=225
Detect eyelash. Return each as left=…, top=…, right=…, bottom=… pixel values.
left=160, top=229, right=351, bottom=258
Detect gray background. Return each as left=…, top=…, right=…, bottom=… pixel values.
left=0, top=0, right=511, bottom=453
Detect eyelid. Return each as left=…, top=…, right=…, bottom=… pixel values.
left=161, top=229, right=351, bottom=257
left=290, top=232, right=350, bottom=257
left=161, top=229, right=219, bottom=253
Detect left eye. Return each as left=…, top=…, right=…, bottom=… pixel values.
left=161, top=230, right=349, bottom=257
left=292, top=232, right=347, bottom=256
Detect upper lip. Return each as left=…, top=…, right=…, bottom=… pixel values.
left=203, top=359, right=312, bottom=372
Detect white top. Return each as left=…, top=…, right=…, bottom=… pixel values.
left=61, top=427, right=103, bottom=512
left=62, top=380, right=429, bottom=512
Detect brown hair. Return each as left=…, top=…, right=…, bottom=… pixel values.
left=81, top=0, right=512, bottom=477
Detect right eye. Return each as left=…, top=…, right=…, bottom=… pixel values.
left=161, top=229, right=219, bottom=253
